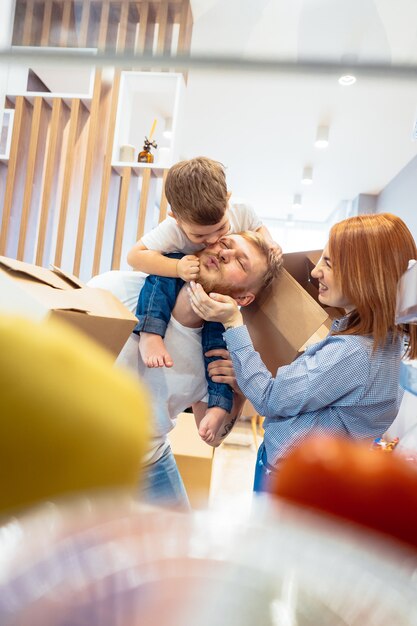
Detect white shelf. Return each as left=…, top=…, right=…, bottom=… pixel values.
left=111, top=162, right=168, bottom=176
left=8, top=46, right=97, bottom=107
left=0, top=109, right=14, bottom=160
left=112, top=71, right=185, bottom=168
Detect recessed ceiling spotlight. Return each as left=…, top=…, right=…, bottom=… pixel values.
left=315, top=125, right=329, bottom=149
left=338, top=74, right=356, bottom=86
left=301, top=166, right=313, bottom=185
left=292, top=193, right=302, bottom=208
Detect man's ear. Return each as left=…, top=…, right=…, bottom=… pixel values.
left=226, top=191, right=232, bottom=202
left=168, top=210, right=176, bottom=219
left=234, top=293, right=255, bottom=307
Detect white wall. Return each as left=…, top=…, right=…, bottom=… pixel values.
left=376, top=153, right=417, bottom=239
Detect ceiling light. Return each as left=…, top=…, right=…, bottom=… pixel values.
left=338, top=74, right=356, bottom=86
left=301, top=166, right=313, bottom=185
left=315, top=125, right=329, bottom=149
left=292, top=193, right=302, bottom=208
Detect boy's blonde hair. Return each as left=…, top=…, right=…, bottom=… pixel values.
left=165, top=157, right=228, bottom=225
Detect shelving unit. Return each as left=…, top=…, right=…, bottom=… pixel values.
left=112, top=71, right=185, bottom=168
left=1, top=0, right=193, bottom=281
left=0, top=109, right=14, bottom=162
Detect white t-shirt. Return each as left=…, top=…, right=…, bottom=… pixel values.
left=141, top=199, right=262, bottom=254
left=87, top=271, right=208, bottom=464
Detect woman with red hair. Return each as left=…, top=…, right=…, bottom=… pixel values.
left=189, top=213, right=417, bottom=492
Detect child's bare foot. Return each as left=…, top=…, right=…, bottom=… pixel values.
left=138, top=333, right=174, bottom=368
left=198, top=408, right=226, bottom=444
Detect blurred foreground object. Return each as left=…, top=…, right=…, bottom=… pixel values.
left=274, top=435, right=417, bottom=550
left=0, top=315, right=150, bottom=514
left=0, top=495, right=416, bottom=625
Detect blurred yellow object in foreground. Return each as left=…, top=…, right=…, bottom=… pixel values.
left=0, top=314, right=150, bottom=514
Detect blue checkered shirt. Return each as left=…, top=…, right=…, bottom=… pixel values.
left=224, top=317, right=404, bottom=467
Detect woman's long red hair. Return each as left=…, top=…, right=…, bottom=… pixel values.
left=329, top=213, right=417, bottom=358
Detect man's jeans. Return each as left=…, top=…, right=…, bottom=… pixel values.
left=139, top=445, right=190, bottom=511
left=134, top=254, right=233, bottom=412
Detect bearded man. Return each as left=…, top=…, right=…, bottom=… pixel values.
left=88, top=231, right=281, bottom=510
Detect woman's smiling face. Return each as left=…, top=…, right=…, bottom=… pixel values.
left=310, top=244, right=355, bottom=312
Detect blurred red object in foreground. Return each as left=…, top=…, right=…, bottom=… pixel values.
left=273, top=435, right=417, bottom=551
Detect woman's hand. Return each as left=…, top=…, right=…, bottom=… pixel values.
left=188, top=281, right=243, bottom=328
left=205, top=348, right=241, bottom=393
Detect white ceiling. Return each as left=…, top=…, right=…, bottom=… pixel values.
left=179, top=0, right=417, bottom=223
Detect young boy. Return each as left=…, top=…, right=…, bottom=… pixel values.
left=127, top=156, right=279, bottom=443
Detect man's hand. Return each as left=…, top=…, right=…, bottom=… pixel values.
left=176, top=255, right=200, bottom=281
left=205, top=348, right=241, bottom=393
left=188, top=281, right=243, bottom=328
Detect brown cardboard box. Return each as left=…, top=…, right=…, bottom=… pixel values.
left=168, top=412, right=214, bottom=509
left=242, top=267, right=329, bottom=374
left=0, top=256, right=137, bottom=358
left=283, top=249, right=344, bottom=326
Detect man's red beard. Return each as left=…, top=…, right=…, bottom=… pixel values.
left=197, top=254, right=237, bottom=298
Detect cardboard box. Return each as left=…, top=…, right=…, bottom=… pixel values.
left=242, top=267, right=329, bottom=374
left=283, top=249, right=344, bottom=325
left=168, top=412, right=214, bottom=509
left=0, top=256, right=138, bottom=358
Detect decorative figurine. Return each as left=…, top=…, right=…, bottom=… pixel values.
left=138, top=137, right=158, bottom=163
left=138, top=118, right=157, bottom=163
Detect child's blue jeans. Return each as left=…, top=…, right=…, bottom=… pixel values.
left=134, top=253, right=233, bottom=412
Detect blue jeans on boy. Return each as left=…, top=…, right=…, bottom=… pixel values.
left=134, top=253, right=233, bottom=412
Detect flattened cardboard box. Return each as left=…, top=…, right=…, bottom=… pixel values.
left=0, top=256, right=137, bottom=358
left=242, top=267, right=329, bottom=375
left=168, top=412, right=214, bottom=510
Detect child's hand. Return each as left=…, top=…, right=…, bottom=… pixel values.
left=176, top=255, right=200, bottom=281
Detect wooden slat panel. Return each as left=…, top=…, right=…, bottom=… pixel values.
left=157, top=1, right=169, bottom=55
left=54, top=98, right=80, bottom=267
left=117, top=0, right=130, bottom=51
left=72, top=72, right=102, bottom=276
left=40, top=0, right=53, bottom=46
left=135, top=1, right=149, bottom=54
left=0, top=97, right=25, bottom=256
left=22, top=0, right=35, bottom=45
left=36, top=98, right=62, bottom=265
left=112, top=166, right=131, bottom=269
left=136, top=168, right=152, bottom=241
left=158, top=168, right=169, bottom=222
left=78, top=0, right=91, bottom=47
left=177, top=0, right=192, bottom=79
left=98, top=0, right=110, bottom=49
left=17, top=97, right=44, bottom=260
left=92, top=70, right=121, bottom=276
left=59, top=0, right=72, bottom=46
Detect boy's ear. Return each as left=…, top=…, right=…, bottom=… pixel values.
left=168, top=210, right=176, bottom=219
left=234, top=293, right=255, bottom=307
left=226, top=191, right=232, bottom=202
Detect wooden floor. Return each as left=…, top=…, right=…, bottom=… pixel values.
left=208, top=417, right=258, bottom=519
